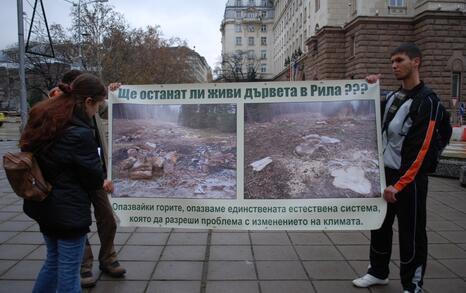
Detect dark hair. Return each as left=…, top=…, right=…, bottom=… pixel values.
left=391, top=42, right=422, bottom=62
left=20, top=73, right=106, bottom=150
left=61, top=69, right=83, bottom=85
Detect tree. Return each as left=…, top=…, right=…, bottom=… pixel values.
left=215, top=50, right=262, bottom=82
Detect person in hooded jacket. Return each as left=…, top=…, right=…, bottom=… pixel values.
left=20, top=73, right=113, bottom=293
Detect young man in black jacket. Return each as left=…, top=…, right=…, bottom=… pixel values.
left=352, top=43, right=451, bottom=293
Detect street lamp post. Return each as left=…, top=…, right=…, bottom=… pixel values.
left=64, top=0, right=108, bottom=70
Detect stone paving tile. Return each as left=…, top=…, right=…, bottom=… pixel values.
left=167, top=233, right=208, bottom=245
left=260, top=280, right=315, bottom=293
left=253, top=245, right=298, bottom=260
left=288, top=232, right=331, bottom=245
left=135, top=227, right=172, bottom=233
left=369, top=282, right=404, bottom=293
left=89, top=232, right=131, bottom=245
left=127, top=232, right=169, bottom=245
left=0, top=260, right=42, bottom=280
left=100, top=261, right=156, bottom=280
left=23, top=245, right=46, bottom=260
left=427, top=220, right=464, bottom=231
left=89, top=280, right=147, bottom=293
left=427, top=231, right=450, bottom=244
left=0, top=205, right=23, bottom=213
left=437, top=231, right=466, bottom=243
left=439, top=259, right=466, bottom=277
left=9, top=213, right=32, bottom=222
left=210, top=232, right=250, bottom=245
left=207, top=260, right=256, bottom=280
left=423, top=278, right=466, bottom=293
left=0, top=260, right=17, bottom=276
left=118, top=245, right=163, bottom=261
left=153, top=261, right=203, bottom=280
left=256, top=261, right=307, bottom=280
left=428, top=244, right=466, bottom=258
left=0, top=280, right=35, bottom=293
left=250, top=232, right=290, bottom=245
left=303, top=260, right=356, bottom=280
left=325, top=232, right=369, bottom=245
left=0, top=231, right=17, bottom=243
left=161, top=245, right=206, bottom=261
left=312, top=280, right=370, bottom=293
left=336, top=245, right=369, bottom=260
left=146, top=281, right=201, bottom=293
left=25, top=223, right=40, bottom=232
left=205, top=281, right=259, bottom=293
left=0, top=212, right=19, bottom=222
left=294, top=245, right=344, bottom=261
left=423, top=259, right=457, bottom=278
left=209, top=245, right=253, bottom=260
left=0, top=244, right=37, bottom=260
left=0, top=221, right=34, bottom=232
left=173, top=228, right=209, bottom=233
left=5, top=232, right=44, bottom=245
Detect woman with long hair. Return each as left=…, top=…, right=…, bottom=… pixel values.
left=20, top=73, right=113, bottom=293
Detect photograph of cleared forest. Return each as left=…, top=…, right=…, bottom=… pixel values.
left=111, top=103, right=237, bottom=199
left=244, top=100, right=380, bottom=199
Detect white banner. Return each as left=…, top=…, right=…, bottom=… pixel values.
left=108, top=80, right=386, bottom=230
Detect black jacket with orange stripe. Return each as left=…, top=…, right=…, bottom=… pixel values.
left=381, top=81, right=446, bottom=192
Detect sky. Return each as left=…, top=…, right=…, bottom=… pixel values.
left=0, top=0, right=226, bottom=69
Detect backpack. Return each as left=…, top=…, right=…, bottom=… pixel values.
left=3, top=152, right=52, bottom=201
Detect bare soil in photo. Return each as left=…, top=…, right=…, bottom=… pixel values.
left=244, top=112, right=380, bottom=199
left=112, top=119, right=236, bottom=199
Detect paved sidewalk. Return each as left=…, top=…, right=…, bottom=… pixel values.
left=0, top=124, right=465, bottom=293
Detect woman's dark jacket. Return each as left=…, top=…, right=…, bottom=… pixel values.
left=23, top=115, right=104, bottom=239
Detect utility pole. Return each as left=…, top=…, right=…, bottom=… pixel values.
left=17, top=0, right=28, bottom=131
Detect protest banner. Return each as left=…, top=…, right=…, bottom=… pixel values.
left=108, top=80, right=386, bottom=230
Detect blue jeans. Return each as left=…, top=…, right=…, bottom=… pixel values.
left=32, top=234, right=86, bottom=293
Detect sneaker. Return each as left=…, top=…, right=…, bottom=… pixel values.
left=99, top=261, right=126, bottom=278
left=352, top=274, right=389, bottom=287
left=80, top=271, right=96, bottom=288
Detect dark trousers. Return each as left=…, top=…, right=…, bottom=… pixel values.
left=368, top=168, right=428, bottom=293
left=81, top=189, right=117, bottom=272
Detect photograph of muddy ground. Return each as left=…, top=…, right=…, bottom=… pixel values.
left=244, top=100, right=380, bottom=199
left=111, top=103, right=237, bottom=199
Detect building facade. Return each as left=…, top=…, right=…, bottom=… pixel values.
left=220, top=0, right=275, bottom=80
left=271, top=0, right=466, bottom=111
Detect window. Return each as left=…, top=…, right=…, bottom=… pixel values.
left=261, top=37, right=267, bottom=45
left=248, top=50, right=255, bottom=59
left=248, top=0, right=255, bottom=6
left=261, top=24, right=267, bottom=32
left=248, top=37, right=255, bottom=45
left=261, top=49, right=267, bottom=59
left=261, top=10, right=267, bottom=18
left=261, top=63, right=267, bottom=73
left=261, top=0, right=267, bottom=6
left=248, top=24, right=255, bottom=32
left=315, top=0, right=320, bottom=12
left=236, top=11, right=242, bottom=18
left=389, top=0, right=405, bottom=7
left=235, top=24, right=242, bottom=32
left=236, top=37, right=242, bottom=45
left=236, top=0, right=242, bottom=6
left=452, top=72, right=461, bottom=98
